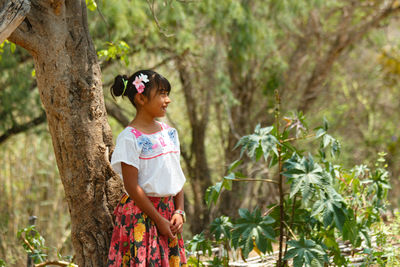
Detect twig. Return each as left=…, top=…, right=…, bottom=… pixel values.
left=96, top=2, right=111, bottom=41
left=283, top=221, right=298, bottom=240
left=281, top=133, right=315, bottom=143
left=230, top=178, right=279, bottom=184
left=35, top=261, right=76, bottom=267
left=145, top=0, right=174, bottom=38
left=21, top=235, right=35, bottom=252
left=263, top=204, right=279, bottom=217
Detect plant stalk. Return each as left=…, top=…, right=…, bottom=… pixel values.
left=275, top=90, right=285, bottom=267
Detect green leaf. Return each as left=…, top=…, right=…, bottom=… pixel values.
left=210, top=216, right=233, bottom=241
left=187, top=232, right=212, bottom=257
left=315, top=128, right=326, bottom=139
left=282, top=154, right=325, bottom=203
left=228, top=159, right=242, bottom=173
left=234, top=125, right=278, bottom=162
left=284, top=238, right=328, bottom=267
left=85, top=0, right=97, bottom=11
left=312, top=188, right=347, bottom=231
left=232, top=208, right=275, bottom=258
left=205, top=182, right=223, bottom=208
left=10, top=42, right=16, bottom=53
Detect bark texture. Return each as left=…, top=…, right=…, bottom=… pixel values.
left=0, top=0, right=30, bottom=43
left=7, top=1, right=124, bottom=265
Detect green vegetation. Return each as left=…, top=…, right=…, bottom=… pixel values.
left=189, top=95, right=393, bottom=266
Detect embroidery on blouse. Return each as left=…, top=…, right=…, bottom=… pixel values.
left=128, top=124, right=179, bottom=160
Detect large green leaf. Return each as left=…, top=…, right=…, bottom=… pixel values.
left=231, top=208, right=275, bottom=258
left=284, top=238, right=328, bottom=267
left=311, top=187, right=347, bottom=231
left=210, top=216, right=233, bottom=241
left=234, top=124, right=279, bottom=161
left=282, top=154, right=327, bottom=203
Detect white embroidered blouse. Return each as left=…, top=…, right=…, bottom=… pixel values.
left=111, top=122, right=186, bottom=197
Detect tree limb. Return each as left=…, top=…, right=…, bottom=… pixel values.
left=298, top=1, right=400, bottom=113
left=0, top=110, right=46, bottom=144
left=0, top=0, right=30, bottom=43
left=104, top=101, right=129, bottom=126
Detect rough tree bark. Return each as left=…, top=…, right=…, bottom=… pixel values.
left=0, top=0, right=30, bottom=42
left=3, top=0, right=124, bottom=265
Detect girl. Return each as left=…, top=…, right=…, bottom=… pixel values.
left=107, top=70, right=187, bottom=266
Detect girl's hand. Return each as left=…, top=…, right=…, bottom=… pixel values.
left=170, top=213, right=183, bottom=235
left=156, top=217, right=175, bottom=239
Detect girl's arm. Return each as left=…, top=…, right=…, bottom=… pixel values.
left=121, top=162, right=175, bottom=238
left=170, top=189, right=185, bottom=235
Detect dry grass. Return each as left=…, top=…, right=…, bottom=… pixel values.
left=0, top=129, right=72, bottom=265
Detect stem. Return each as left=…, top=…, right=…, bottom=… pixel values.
left=35, top=261, right=74, bottom=267
left=275, top=90, right=285, bottom=267
left=284, top=195, right=297, bottom=264
left=263, top=204, right=279, bottom=217
left=231, top=178, right=279, bottom=184
left=21, top=235, right=35, bottom=252
left=281, top=133, right=315, bottom=143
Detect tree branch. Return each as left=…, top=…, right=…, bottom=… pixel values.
left=298, top=1, right=400, bottom=113
left=0, top=110, right=46, bottom=144
left=104, top=101, right=129, bottom=126
left=0, top=0, right=31, bottom=43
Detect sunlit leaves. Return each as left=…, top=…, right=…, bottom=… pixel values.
left=85, top=0, right=97, bottom=11
left=0, top=40, right=16, bottom=61
left=97, top=41, right=130, bottom=65
left=235, top=124, right=279, bottom=161
left=231, top=208, right=275, bottom=258
left=282, top=154, right=330, bottom=203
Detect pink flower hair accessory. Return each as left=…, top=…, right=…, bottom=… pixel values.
left=132, top=73, right=149, bottom=94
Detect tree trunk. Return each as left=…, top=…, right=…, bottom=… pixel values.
left=175, top=55, right=212, bottom=234
left=7, top=1, right=124, bottom=265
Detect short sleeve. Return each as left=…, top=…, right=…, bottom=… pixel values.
left=111, top=131, right=140, bottom=178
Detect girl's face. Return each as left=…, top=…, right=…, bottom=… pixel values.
left=142, top=87, right=171, bottom=118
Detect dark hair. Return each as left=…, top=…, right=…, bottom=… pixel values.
left=110, top=70, right=171, bottom=107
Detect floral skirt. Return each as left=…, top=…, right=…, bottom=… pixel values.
left=107, top=194, right=187, bottom=267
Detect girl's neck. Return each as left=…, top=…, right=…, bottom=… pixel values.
left=129, top=111, right=160, bottom=132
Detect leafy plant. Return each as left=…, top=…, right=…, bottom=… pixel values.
left=199, top=92, right=391, bottom=266
left=231, top=208, right=275, bottom=259
left=17, top=225, right=77, bottom=266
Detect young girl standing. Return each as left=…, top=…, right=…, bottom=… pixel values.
left=107, top=70, right=187, bottom=266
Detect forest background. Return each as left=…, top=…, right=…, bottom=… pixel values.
left=1, top=0, right=400, bottom=265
